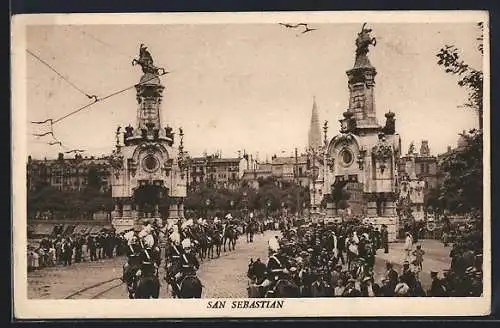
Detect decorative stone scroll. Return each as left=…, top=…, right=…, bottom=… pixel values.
left=372, top=133, right=393, bottom=175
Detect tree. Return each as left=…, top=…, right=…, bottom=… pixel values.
left=436, top=22, right=484, bottom=129
left=424, top=185, right=445, bottom=214
left=438, top=129, right=483, bottom=214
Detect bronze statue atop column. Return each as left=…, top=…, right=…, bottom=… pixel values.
left=355, top=23, right=377, bottom=58
left=132, top=43, right=166, bottom=75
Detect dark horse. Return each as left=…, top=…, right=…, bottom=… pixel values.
left=207, top=227, right=223, bottom=259
left=247, top=258, right=267, bottom=298
left=223, top=224, right=238, bottom=252
left=177, top=274, right=203, bottom=298
left=134, top=262, right=160, bottom=299
left=123, top=259, right=140, bottom=299
left=188, top=225, right=209, bottom=262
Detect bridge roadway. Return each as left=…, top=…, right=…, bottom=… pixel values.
left=28, top=231, right=450, bottom=299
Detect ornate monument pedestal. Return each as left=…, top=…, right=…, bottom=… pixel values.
left=109, top=45, right=187, bottom=232
left=322, top=24, right=402, bottom=240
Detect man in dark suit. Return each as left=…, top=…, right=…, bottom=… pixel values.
left=381, top=225, right=389, bottom=253
left=428, top=271, right=447, bottom=296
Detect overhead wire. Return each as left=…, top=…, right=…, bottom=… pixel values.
left=29, top=32, right=170, bottom=150
left=26, top=49, right=98, bottom=101
left=50, top=70, right=170, bottom=125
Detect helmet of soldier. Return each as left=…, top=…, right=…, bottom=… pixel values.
left=143, top=234, right=155, bottom=248
left=268, top=237, right=280, bottom=253
left=182, top=238, right=192, bottom=249
left=170, top=231, right=181, bottom=245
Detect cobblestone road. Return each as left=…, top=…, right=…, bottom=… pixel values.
left=28, top=234, right=450, bottom=299
left=28, top=230, right=277, bottom=299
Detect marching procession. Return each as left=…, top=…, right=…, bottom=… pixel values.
left=60, top=211, right=481, bottom=299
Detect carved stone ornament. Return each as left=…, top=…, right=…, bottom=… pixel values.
left=163, top=158, right=173, bottom=176
left=337, top=133, right=354, bottom=147
left=372, top=140, right=393, bottom=163
left=128, top=159, right=138, bottom=177
left=326, top=157, right=335, bottom=172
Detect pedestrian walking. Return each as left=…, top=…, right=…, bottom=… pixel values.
left=412, top=244, right=425, bottom=271
left=403, top=232, right=413, bottom=262
left=381, top=225, right=389, bottom=254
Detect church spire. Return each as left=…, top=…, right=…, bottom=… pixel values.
left=308, top=96, right=322, bottom=150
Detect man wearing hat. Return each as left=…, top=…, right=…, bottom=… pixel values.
left=384, top=262, right=398, bottom=294
left=164, top=227, right=184, bottom=294
left=394, top=276, right=410, bottom=296
left=170, top=238, right=200, bottom=297
left=400, top=260, right=417, bottom=294
left=428, top=271, right=447, bottom=296
left=342, top=278, right=361, bottom=297
left=259, top=237, right=289, bottom=292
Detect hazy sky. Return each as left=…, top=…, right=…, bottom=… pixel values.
left=25, top=22, right=483, bottom=160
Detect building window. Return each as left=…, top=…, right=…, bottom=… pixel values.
left=420, top=163, right=425, bottom=174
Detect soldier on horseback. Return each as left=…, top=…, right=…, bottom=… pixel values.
left=257, top=236, right=290, bottom=296
left=164, top=226, right=184, bottom=297
left=122, top=230, right=143, bottom=298
left=170, top=238, right=200, bottom=298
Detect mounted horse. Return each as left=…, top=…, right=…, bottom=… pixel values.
left=195, top=224, right=210, bottom=261
left=207, top=225, right=223, bottom=259
left=176, top=273, right=203, bottom=298
left=247, top=258, right=267, bottom=298
left=223, top=223, right=239, bottom=252
left=134, top=260, right=161, bottom=299
left=122, top=253, right=142, bottom=299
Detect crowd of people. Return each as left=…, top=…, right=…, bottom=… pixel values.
left=27, top=230, right=128, bottom=272
left=27, top=213, right=484, bottom=299
left=248, top=217, right=483, bottom=297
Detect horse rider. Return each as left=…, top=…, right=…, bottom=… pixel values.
left=122, top=230, right=143, bottom=298
left=138, top=231, right=159, bottom=276
left=164, top=226, right=184, bottom=295
left=170, top=238, right=200, bottom=297
left=259, top=237, right=290, bottom=294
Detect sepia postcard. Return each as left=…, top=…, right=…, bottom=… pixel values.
left=12, top=11, right=490, bottom=319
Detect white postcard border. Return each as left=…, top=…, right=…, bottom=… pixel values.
left=12, top=11, right=491, bottom=319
